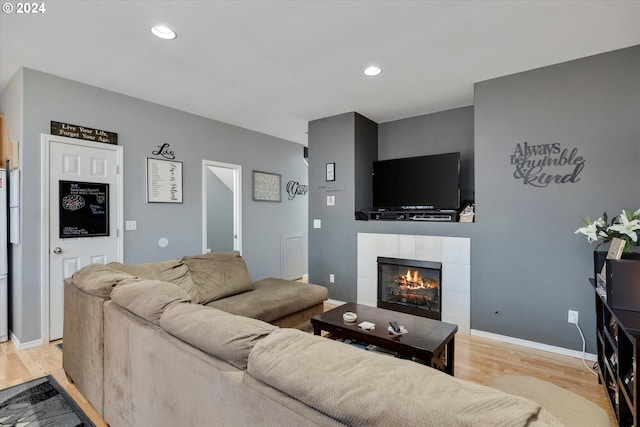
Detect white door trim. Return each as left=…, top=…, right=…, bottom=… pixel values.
left=202, top=160, right=242, bottom=254
left=40, top=134, right=124, bottom=344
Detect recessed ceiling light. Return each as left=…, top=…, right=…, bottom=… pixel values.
left=151, top=25, right=177, bottom=40
left=364, top=65, right=382, bottom=76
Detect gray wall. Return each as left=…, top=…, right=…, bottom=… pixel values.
left=378, top=106, right=475, bottom=202
left=308, top=46, right=640, bottom=353
left=354, top=114, right=378, bottom=212
left=309, top=107, right=474, bottom=302
left=473, top=45, right=640, bottom=351
left=308, top=113, right=358, bottom=302
left=1, top=68, right=308, bottom=343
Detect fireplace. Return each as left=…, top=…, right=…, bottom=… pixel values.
left=377, top=257, right=442, bottom=320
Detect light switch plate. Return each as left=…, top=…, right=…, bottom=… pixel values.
left=313, top=219, right=321, bottom=229
left=125, top=220, right=137, bottom=231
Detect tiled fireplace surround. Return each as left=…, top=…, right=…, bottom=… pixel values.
left=357, top=233, right=470, bottom=334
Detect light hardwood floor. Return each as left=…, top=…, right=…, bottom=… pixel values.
left=0, top=331, right=614, bottom=426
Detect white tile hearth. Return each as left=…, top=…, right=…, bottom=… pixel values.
left=357, top=233, right=471, bottom=334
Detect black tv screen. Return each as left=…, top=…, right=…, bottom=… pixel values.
left=372, top=152, right=460, bottom=210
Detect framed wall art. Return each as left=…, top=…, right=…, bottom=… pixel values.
left=253, top=170, right=281, bottom=202
left=147, top=158, right=183, bottom=203
left=326, top=162, right=335, bottom=181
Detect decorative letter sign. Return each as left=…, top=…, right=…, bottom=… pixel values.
left=510, top=142, right=585, bottom=188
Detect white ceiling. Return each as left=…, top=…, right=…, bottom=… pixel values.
left=1, top=1, right=639, bottom=145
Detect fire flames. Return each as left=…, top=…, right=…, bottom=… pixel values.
left=388, top=268, right=439, bottom=305
left=395, top=268, right=437, bottom=289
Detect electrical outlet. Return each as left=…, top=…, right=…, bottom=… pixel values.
left=568, top=310, right=579, bottom=324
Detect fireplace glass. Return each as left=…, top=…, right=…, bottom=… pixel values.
left=377, top=257, right=442, bottom=320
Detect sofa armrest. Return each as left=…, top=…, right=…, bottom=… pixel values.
left=63, top=279, right=109, bottom=416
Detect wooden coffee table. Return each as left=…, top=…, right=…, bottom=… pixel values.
left=311, top=302, right=458, bottom=375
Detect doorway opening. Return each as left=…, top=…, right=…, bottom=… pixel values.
left=202, top=160, right=242, bottom=254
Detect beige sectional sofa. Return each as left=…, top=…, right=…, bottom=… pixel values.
left=63, top=253, right=563, bottom=426
left=62, top=251, right=328, bottom=416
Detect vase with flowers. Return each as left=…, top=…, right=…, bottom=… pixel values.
left=576, top=209, right=640, bottom=280
left=575, top=209, right=640, bottom=253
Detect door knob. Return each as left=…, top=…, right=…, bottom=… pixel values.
left=53, top=247, right=63, bottom=254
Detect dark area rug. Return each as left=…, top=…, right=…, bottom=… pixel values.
left=0, top=375, right=95, bottom=426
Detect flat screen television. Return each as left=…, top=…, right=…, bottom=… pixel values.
left=372, top=152, right=460, bottom=210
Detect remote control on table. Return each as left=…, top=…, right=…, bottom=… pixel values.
left=389, top=321, right=401, bottom=333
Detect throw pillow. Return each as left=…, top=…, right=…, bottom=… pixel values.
left=181, top=251, right=254, bottom=304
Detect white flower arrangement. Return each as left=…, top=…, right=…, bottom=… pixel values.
left=575, top=209, right=640, bottom=252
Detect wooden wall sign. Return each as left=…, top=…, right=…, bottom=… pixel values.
left=59, top=180, right=109, bottom=238
left=51, top=121, right=118, bottom=145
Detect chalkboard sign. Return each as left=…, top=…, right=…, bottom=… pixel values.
left=59, top=180, right=109, bottom=238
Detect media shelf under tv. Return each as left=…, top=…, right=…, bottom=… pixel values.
left=368, top=209, right=457, bottom=222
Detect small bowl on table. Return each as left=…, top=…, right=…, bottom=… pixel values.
left=343, top=311, right=358, bottom=323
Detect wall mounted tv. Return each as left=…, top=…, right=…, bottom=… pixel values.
left=372, top=152, right=460, bottom=211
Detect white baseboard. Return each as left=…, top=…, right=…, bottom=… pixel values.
left=10, top=332, right=43, bottom=351
left=471, top=329, right=597, bottom=361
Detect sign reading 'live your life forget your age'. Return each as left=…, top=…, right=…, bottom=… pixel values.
left=59, top=180, right=109, bottom=238
left=51, top=121, right=118, bottom=145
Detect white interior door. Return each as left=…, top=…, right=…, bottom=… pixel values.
left=46, top=135, right=122, bottom=341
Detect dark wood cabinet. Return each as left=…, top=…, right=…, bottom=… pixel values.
left=592, top=278, right=640, bottom=426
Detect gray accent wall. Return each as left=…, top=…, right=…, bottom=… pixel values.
left=354, top=114, right=378, bottom=213
left=0, top=68, right=308, bottom=344
left=309, top=108, right=474, bottom=301
left=378, top=106, right=474, bottom=202
left=309, top=45, right=640, bottom=353
left=308, top=112, right=377, bottom=302
left=308, top=113, right=358, bottom=302
left=473, top=45, right=640, bottom=351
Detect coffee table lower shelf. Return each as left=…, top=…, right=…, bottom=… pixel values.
left=311, top=302, right=457, bottom=376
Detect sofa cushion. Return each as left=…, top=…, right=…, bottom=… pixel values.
left=108, top=259, right=200, bottom=301
left=111, top=278, right=191, bottom=325
left=71, top=263, right=136, bottom=297
left=207, top=278, right=328, bottom=323
left=181, top=251, right=254, bottom=304
left=160, top=303, right=276, bottom=370
left=247, top=329, right=562, bottom=427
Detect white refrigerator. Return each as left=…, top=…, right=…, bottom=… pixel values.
left=0, top=168, right=7, bottom=342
